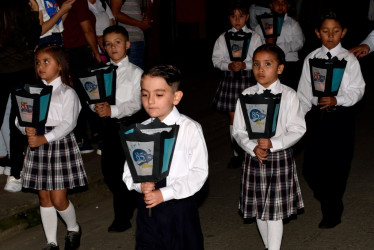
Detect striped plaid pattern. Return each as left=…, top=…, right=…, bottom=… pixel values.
left=239, top=149, right=304, bottom=220
left=213, top=70, right=253, bottom=112
left=22, top=128, right=87, bottom=191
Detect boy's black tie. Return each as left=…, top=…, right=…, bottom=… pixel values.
left=326, top=52, right=332, bottom=59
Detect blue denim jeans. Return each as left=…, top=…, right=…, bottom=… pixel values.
left=128, top=41, right=145, bottom=68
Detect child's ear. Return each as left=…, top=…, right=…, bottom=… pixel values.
left=314, top=29, right=321, bottom=39
left=126, top=41, right=131, bottom=50
left=277, top=64, right=284, bottom=75
left=341, top=28, right=347, bottom=39
left=173, top=90, right=183, bottom=105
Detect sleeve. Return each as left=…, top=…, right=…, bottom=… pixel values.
left=44, top=89, right=81, bottom=142
left=212, top=33, right=231, bottom=71
left=232, top=99, right=258, bottom=156
left=245, top=31, right=263, bottom=70
left=297, top=56, right=315, bottom=116
left=335, top=55, right=365, bottom=106
left=277, top=20, right=305, bottom=55
left=270, top=90, right=306, bottom=151
left=361, top=30, right=374, bottom=53
left=123, top=161, right=142, bottom=193
left=15, top=117, right=26, bottom=135
left=105, top=3, right=115, bottom=20
left=160, top=124, right=209, bottom=201
left=110, top=69, right=142, bottom=119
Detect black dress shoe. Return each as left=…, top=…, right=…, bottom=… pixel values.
left=108, top=220, right=131, bottom=233
left=64, top=224, right=82, bottom=250
left=318, top=219, right=341, bottom=229
left=42, top=243, right=59, bottom=250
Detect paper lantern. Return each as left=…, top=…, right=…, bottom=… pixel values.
left=224, top=30, right=252, bottom=61
left=256, top=12, right=284, bottom=38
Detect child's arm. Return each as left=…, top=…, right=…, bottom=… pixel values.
left=254, top=138, right=272, bottom=163
left=318, top=96, right=337, bottom=109
left=212, top=33, right=232, bottom=71
left=245, top=31, right=264, bottom=70
left=297, top=55, right=315, bottom=116
left=143, top=188, right=163, bottom=209
left=276, top=19, right=304, bottom=55
left=94, top=102, right=111, bottom=117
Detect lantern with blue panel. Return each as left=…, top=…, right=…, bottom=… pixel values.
left=77, top=63, right=118, bottom=104
left=224, top=30, right=252, bottom=61
left=11, top=83, right=52, bottom=130
left=309, top=57, right=347, bottom=97
left=256, top=12, right=284, bottom=38
left=239, top=90, right=282, bottom=139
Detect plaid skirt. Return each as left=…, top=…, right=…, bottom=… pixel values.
left=213, top=70, right=253, bottom=112
left=22, top=127, right=88, bottom=191
left=239, top=148, right=304, bottom=220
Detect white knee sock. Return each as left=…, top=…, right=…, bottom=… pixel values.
left=40, top=206, right=58, bottom=245
left=256, top=219, right=268, bottom=249
left=267, top=220, right=283, bottom=250
left=229, top=125, right=238, bottom=156
left=256, top=219, right=283, bottom=250
left=57, top=201, right=79, bottom=232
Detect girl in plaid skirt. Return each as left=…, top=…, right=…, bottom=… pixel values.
left=16, top=43, right=87, bottom=250
left=212, top=1, right=263, bottom=168
left=233, top=44, right=305, bottom=250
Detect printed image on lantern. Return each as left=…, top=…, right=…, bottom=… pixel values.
left=77, top=63, right=118, bottom=104
left=256, top=12, right=284, bottom=38
left=309, top=57, right=347, bottom=97
left=239, top=90, right=281, bottom=139
left=12, top=83, right=53, bottom=128
left=224, top=30, right=252, bottom=61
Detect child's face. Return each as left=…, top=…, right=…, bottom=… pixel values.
left=141, top=76, right=183, bottom=121
left=252, top=50, right=284, bottom=88
left=270, top=0, right=290, bottom=15
left=103, top=32, right=130, bottom=63
left=35, top=52, right=61, bottom=83
left=315, top=19, right=347, bottom=50
left=229, top=9, right=249, bottom=31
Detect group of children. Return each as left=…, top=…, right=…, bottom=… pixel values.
left=8, top=0, right=366, bottom=250
left=212, top=1, right=365, bottom=250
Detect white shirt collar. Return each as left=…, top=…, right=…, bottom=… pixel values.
left=151, top=106, right=180, bottom=126
left=42, top=76, right=62, bottom=89
left=256, top=79, right=281, bottom=94
left=230, top=25, right=251, bottom=33
left=322, top=43, right=343, bottom=58
left=111, top=56, right=129, bottom=67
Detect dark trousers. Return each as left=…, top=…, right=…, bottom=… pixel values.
left=67, top=46, right=99, bottom=143
left=303, top=105, right=355, bottom=222
left=0, top=68, right=34, bottom=178
left=101, top=118, right=137, bottom=223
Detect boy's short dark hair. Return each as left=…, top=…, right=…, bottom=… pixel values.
left=316, top=9, right=346, bottom=30
left=227, top=0, right=250, bottom=16
left=253, top=44, right=286, bottom=65
left=103, top=25, right=129, bottom=40
left=143, top=65, right=182, bottom=91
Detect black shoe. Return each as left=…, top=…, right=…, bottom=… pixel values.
left=64, top=225, right=82, bottom=250
left=318, top=218, right=341, bottom=229
left=42, top=243, right=59, bottom=250
left=108, top=220, right=131, bottom=233
left=227, top=156, right=242, bottom=168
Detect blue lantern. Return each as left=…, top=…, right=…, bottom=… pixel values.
left=12, top=83, right=52, bottom=128
left=224, top=30, right=252, bottom=61
left=239, top=90, right=282, bottom=139
left=77, top=63, right=118, bottom=104
left=309, top=57, right=347, bottom=97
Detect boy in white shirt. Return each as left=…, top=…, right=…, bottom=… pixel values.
left=123, top=65, right=208, bottom=250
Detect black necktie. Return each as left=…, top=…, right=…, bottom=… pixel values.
left=326, top=52, right=332, bottom=59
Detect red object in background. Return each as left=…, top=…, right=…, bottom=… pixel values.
left=176, top=0, right=205, bottom=23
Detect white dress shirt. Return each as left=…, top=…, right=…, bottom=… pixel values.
left=212, top=25, right=263, bottom=71
left=255, top=13, right=305, bottom=62
left=297, top=44, right=366, bottom=116
left=91, top=56, right=142, bottom=119
left=123, top=107, right=209, bottom=202
left=361, top=30, right=374, bottom=53
left=16, top=77, right=81, bottom=142
left=233, top=80, right=306, bottom=157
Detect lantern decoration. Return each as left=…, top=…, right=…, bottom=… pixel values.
left=239, top=90, right=282, bottom=139
left=77, top=63, right=118, bottom=104
left=309, top=57, right=347, bottom=97
left=256, top=12, right=284, bottom=38
left=12, top=83, right=52, bottom=129
left=119, top=118, right=179, bottom=183
left=224, top=30, right=252, bottom=61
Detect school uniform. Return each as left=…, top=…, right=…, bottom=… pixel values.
left=123, top=107, right=209, bottom=250
left=233, top=80, right=306, bottom=220
left=212, top=26, right=263, bottom=112
left=16, top=77, right=87, bottom=190
left=297, top=44, right=365, bottom=225
left=92, top=56, right=143, bottom=228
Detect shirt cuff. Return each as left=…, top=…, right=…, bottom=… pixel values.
left=44, top=132, right=55, bottom=142
left=160, top=186, right=174, bottom=202
left=110, top=106, right=119, bottom=118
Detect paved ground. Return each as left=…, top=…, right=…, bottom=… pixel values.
left=0, top=47, right=374, bottom=249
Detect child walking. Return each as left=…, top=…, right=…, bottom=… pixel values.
left=92, top=25, right=143, bottom=233
left=16, top=43, right=87, bottom=250
left=233, top=44, right=305, bottom=250
left=212, top=1, right=263, bottom=168
left=297, top=10, right=365, bottom=229
left=123, top=65, right=209, bottom=250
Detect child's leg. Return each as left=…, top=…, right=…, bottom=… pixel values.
left=39, top=190, right=58, bottom=245
left=256, top=219, right=268, bottom=249
left=51, top=189, right=80, bottom=232
left=256, top=219, right=283, bottom=250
